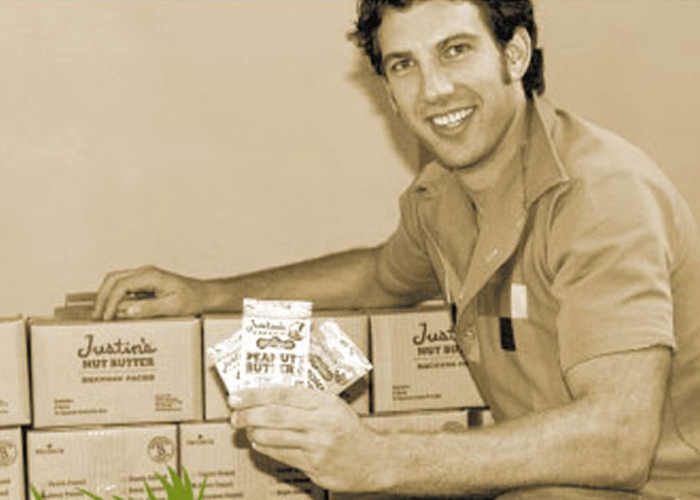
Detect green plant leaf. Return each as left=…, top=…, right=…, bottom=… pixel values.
left=30, top=485, right=45, bottom=500
left=168, top=465, right=188, bottom=498
left=77, top=488, right=104, bottom=500
left=143, top=481, right=160, bottom=500
left=196, top=475, right=209, bottom=500
left=154, top=471, right=176, bottom=498
left=182, top=466, right=193, bottom=495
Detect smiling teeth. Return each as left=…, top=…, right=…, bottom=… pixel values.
left=431, top=108, right=473, bottom=128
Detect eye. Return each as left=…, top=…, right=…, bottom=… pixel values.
left=444, top=42, right=471, bottom=59
left=386, top=57, right=414, bottom=76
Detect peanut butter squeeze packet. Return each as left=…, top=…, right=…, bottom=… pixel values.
left=208, top=299, right=371, bottom=396
left=239, top=298, right=312, bottom=389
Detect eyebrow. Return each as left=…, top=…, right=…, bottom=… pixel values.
left=437, top=32, right=480, bottom=51
left=382, top=32, right=481, bottom=66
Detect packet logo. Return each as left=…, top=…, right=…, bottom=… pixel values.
left=185, top=433, right=215, bottom=447
left=256, top=336, right=296, bottom=350
left=0, top=440, right=17, bottom=466
left=147, top=436, right=175, bottom=464
left=35, top=443, right=64, bottom=456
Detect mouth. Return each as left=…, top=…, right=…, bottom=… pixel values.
left=429, top=107, right=475, bottom=129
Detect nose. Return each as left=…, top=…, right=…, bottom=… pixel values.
left=420, top=60, right=454, bottom=101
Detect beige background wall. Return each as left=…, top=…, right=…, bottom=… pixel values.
left=0, top=0, right=698, bottom=317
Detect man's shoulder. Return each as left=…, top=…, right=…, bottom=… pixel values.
left=535, top=98, right=691, bottom=235
left=544, top=99, right=662, bottom=184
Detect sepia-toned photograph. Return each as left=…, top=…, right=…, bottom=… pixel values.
left=0, top=1, right=699, bottom=498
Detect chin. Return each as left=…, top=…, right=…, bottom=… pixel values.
left=433, top=153, right=479, bottom=171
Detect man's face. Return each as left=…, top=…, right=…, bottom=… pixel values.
left=377, top=0, right=524, bottom=171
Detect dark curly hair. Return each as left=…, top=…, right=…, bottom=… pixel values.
left=348, top=0, right=545, bottom=98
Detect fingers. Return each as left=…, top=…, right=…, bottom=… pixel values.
left=250, top=444, right=308, bottom=472
left=93, top=266, right=158, bottom=320
left=93, top=268, right=136, bottom=320
left=246, top=427, right=312, bottom=450
left=229, top=386, right=331, bottom=411
left=232, top=404, right=327, bottom=432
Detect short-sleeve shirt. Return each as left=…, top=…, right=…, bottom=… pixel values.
left=377, top=97, right=700, bottom=498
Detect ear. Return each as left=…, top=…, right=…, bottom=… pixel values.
left=504, top=26, right=532, bottom=83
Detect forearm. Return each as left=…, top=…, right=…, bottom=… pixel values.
left=372, top=400, right=654, bottom=496
left=197, top=245, right=431, bottom=313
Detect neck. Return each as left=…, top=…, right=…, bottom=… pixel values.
left=453, top=96, right=531, bottom=212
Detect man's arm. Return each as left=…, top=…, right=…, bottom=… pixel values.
left=232, top=345, right=671, bottom=495
left=93, top=245, right=435, bottom=320
left=374, top=345, right=670, bottom=496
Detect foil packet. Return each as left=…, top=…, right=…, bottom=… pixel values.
left=239, top=298, right=312, bottom=390
left=307, top=319, right=372, bottom=394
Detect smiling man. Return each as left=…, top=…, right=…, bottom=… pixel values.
left=93, top=1, right=700, bottom=498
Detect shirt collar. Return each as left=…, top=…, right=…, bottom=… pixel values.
left=412, top=95, right=569, bottom=207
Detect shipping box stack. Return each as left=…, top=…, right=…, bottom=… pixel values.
left=7, top=296, right=488, bottom=499
left=25, top=314, right=202, bottom=498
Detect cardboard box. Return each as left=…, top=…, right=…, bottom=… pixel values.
left=203, top=311, right=370, bottom=420
left=328, top=410, right=469, bottom=500
left=30, top=317, right=203, bottom=427
left=27, top=424, right=177, bottom=499
left=179, top=421, right=326, bottom=499
left=0, top=427, right=25, bottom=500
left=370, top=307, right=483, bottom=413
left=0, top=317, right=31, bottom=427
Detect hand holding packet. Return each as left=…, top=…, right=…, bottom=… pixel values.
left=207, top=299, right=372, bottom=396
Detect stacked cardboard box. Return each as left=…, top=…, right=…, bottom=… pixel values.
left=0, top=318, right=31, bottom=427
left=370, top=306, right=483, bottom=413
left=27, top=424, right=178, bottom=499
left=29, top=317, right=202, bottom=428
left=0, top=427, right=24, bottom=499
left=0, top=318, right=30, bottom=500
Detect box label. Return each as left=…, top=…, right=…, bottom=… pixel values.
left=31, top=319, right=202, bottom=427
left=371, top=308, right=483, bottom=412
